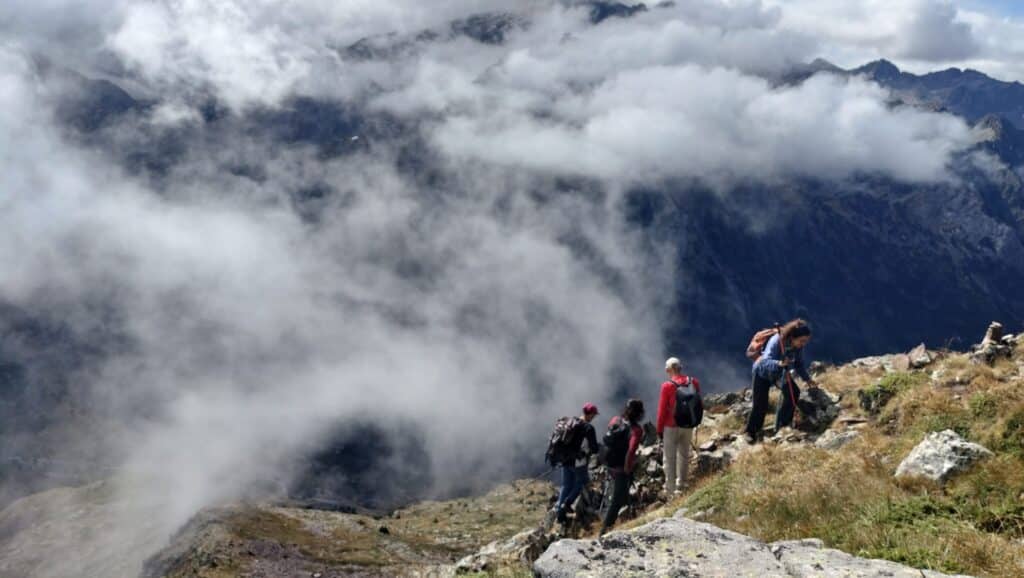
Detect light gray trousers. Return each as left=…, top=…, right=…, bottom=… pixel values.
left=663, top=426, right=693, bottom=493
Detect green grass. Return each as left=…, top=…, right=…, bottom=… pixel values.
left=859, top=372, right=927, bottom=415
left=673, top=350, right=1024, bottom=578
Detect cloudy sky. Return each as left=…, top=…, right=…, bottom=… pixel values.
left=0, top=1, right=1021, bottom=576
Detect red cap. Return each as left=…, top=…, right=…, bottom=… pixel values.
left=583, top=403, right=599, bottom=415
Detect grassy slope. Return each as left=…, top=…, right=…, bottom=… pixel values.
left=670, top=342, right=1024, bottom=577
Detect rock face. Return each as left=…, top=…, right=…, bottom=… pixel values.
left=534, top=515, right=971, bottom=578
left=454, top=527, right=552, bottom=574
left=895, top=430, right=993, bottom=483
left=814, top=429, right=861, bottom=451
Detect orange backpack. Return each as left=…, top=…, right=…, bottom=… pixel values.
left=745, top=328, right=778, bottom=361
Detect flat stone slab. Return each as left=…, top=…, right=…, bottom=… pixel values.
left=534, top=515, right=972, bottom=578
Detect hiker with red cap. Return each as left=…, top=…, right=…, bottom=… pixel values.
left=550, top=403, right=601, bottom=525
left=599, top=399, right=645, bottom=535
left=657, top=357, right=702, bottom=494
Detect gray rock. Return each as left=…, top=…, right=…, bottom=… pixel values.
left=726, top=389, right=755, bottom=421
left=794, top=387, right=841, bottom=433
left=814, top=429, right=861, bottom=451
left=895, top=430, right=993, bottom=483
left=981, top=321, right=1004, bottom=346
left=534, top=517, right=971, bottom=577
left=772, top=538, right=972, bottom=577
left=908, top=343, right=933, bottom=368
left=849, top=354, right=902, bottom=373
left=704, top=391, right=742, bottom=408
left=456, top=527, right=552, bottom=574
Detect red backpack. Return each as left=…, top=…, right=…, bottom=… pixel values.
left=746, top=328, right=778, bottom=361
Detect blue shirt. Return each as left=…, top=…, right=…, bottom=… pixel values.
left=753, top=334, right=811, bottom=383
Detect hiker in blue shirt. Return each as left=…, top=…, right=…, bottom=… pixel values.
left=745, top=319, right=819, bottom=443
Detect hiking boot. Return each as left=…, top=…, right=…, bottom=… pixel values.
left=743, top=433, right=757, bottom=445
left=556, top=507, right=569, bottom=524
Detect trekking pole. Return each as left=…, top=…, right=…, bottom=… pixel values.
left=531, top=467, right=555, bottom=481
left=776, top=327, right=801, bottom=428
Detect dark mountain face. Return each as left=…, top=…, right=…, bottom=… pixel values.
left=852, top=59, right=1024, bottom=129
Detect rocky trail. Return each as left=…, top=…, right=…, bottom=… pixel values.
left=535, top=514, right=971, bottom=578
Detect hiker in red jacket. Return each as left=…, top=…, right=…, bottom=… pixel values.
left=600, top=399, right=645, bottom=536
left=657, top=357, right=700, bottom=494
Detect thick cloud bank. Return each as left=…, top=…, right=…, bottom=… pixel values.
left=0, top=0, right=1015, bottom=575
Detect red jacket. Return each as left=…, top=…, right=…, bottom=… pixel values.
left=657, top=374, right=701, bottom=435
left=609, top=416, right=644, bottom=474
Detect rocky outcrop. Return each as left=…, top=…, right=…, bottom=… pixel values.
left=534, top=515, right=972, bottom=577
left=895, top=430, right=993, bottom=483
left=971, top=322, right=1018, bottom=365
left=793, top=387, right=841, bottom=433
left=454, top=527, right=552, bottom=574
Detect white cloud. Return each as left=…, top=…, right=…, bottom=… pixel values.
left=0, top=40, right=669, bottom=574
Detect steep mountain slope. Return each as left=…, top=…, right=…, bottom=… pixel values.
left=4, top=325, right=1021, bottom=577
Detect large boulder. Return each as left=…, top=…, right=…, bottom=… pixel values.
left=895, top=430, right=993, bottom=483
left=771, top=538, right=971, bottom=578
left=794, top=387, right=841, bottom=433
left=455, top=527, right=552, bottom=574
left=534, top=515, right=970, bottom=577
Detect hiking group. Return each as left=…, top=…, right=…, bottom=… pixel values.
left=545, top=318, right=817, bottom=535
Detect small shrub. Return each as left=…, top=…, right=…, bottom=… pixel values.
left=1001, top=406, right=1024, bottom=453
left=859, top=372, right=926, bottom=414
left=968, top=392, right=999, bottom=419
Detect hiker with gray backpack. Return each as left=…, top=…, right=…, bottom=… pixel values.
left=744, top=319, right=819, bottom=444
left=656, top=357, right=702, bottom=495
left=545, top=403, right=601, bottom=525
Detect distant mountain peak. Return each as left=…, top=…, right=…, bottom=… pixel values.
left=810, top=58, right=839, bottom=69
left=854, top=59, right=901, bottom=81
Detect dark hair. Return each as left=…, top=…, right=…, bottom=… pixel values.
left=780, top=318, right=812, bottom=342
left=623, top=399, right=645, bottom=423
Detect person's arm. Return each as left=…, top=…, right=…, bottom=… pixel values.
left=586, top=423, right=599, bottom=456
left=692, top=377, right=701, bottom=394
left=794, top=348, right=814, bottom=384
left=758, top=335, right=784, bottom=377
left=624, top=425, right=642, bottom=474
left=656, top=382, right=672, bottom=436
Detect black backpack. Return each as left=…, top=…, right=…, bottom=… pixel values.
left=600, top=419, right=632, bottom=468
left=673, top=377, right=704, bottom=428
left=545, top=417, right=586, bottom=466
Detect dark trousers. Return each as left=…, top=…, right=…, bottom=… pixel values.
left=601, top=470, right=632, bottom=531
left=745, top=374, right=773, bottom=438
left=776, top=378, right=801, bottom=432
left=556, top=465, right=588, bottom=513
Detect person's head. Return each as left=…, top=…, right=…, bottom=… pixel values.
left=582, top=403, right=599, bottom=423
left=781, top=318, right=812, bottom=349
left=623, top=399, right=645, bottom=423
left=665, top=357, right=683, bottom=377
